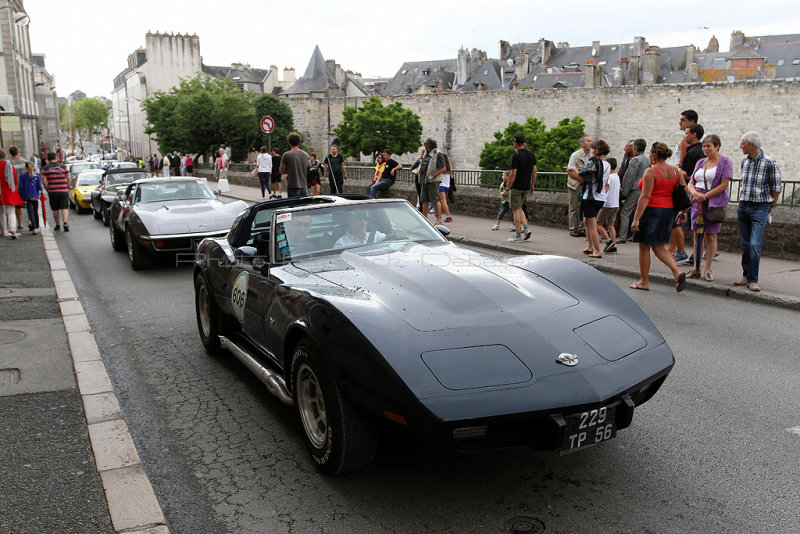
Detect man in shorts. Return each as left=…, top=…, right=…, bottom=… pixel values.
left=417, top=138, right=446, bottom=220
left=507, top=134, right=537, bottom=242
left=40, top=152, right=71, bottom=231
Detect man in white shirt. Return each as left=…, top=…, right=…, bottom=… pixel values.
left=566, top=136, right=592, bottom=237
left=335, top=213, right=386, bottom=248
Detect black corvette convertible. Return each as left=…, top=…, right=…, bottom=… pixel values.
left=194, top=195, right=674, bottom=474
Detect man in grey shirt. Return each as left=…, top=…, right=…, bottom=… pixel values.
left=280, top=132, right=310, bottom=198
left=617, top=138, right=649, bottom=243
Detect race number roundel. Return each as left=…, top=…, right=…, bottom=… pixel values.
left=260, top=115, right=275, bottom=134
left=231, top=271, right=249, bottom=323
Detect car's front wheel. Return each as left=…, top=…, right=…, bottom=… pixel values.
left=194, top=274, right=224, bottom=354
left=291, top=339, right=377, bottom=475
left=109, top=221, right=125, bottom=251
left=101, top=202, right=110, bottom=226
left=126, top=228, right=152, bottom=270
left=92, top=201, right=102, bottom=220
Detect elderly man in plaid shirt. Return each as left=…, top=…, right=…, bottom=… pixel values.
left=734, top=131, right=782, bottom=292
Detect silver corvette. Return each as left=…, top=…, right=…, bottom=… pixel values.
left=108, top=177, right=248, bottom=270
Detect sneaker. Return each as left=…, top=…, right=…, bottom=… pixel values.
left=733, top=277, right=748, bottom=286
left=570, top=230, right=582, bottom=237
left=606, top=244, right=618, bottom=253
left=63, top=222, right=70, bottom=232
left=507, top=234, right=524, bottom=242
left=54, top=225, right=61, bottom=231
left=491, top=224, right=500, bottom=231
left=444, top=216, right=453, bottom=222
left=673, top=251, right=688, bottom=263
left=524, top=229, right=531, bottom=241
left=603, top=239, right=614, bottom=252
left=747, top=282, right=761, bottom=292
left=680, top=254, right=694, bottom=266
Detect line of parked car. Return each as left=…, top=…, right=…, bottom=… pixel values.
left=68, top=164, right=246, bottom=270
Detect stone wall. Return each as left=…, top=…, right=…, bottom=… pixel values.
left=283, top=80, right=800, bottom=180
left=197, top=168, right=800, bottom=260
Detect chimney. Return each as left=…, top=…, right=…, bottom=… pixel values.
left=611, top=67, right=623, bottom=87
left=592, top=40, right=600, bottom=58
left=538, top=38, right=551, bottom=64
left=629, top=56, right=640, bottom=85
left=283, top=67, right=296, bottom=83
left=764, top=63, right=777, bottom=78
left=620, top=57, right=629, bottom=71
left=730, top=30, right=745, bottom=51
left=687, top=62, right=699, bottom=82
left=642, top=49, right=661, bottom=84
left=684, top=45, right=696, bottom=70
left=516, top=51, right=530, bottom=79
left=633, top=36, right=648, bottom=58
left=585, top=60, right=602, bottom=88
left=499, top=40, right=511, bottom=60
left=557, top=41, right=569, bottom=49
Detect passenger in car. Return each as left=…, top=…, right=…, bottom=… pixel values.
left=334, top=212, right=386, bottom=248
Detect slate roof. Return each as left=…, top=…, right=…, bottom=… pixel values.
left=740, top=34, right=800, bottom=78
left=281, top=45, right=338, bottom=95
left=383, top=59, right=458, bottom=95
left=460, top=59, right=516, bottom=92
left=202, top=64, right=270, bottom=85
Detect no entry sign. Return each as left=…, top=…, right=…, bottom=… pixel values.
left=260, top=115, right=275, bottom=134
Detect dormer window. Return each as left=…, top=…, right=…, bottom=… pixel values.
left=422, top=68, right=430, bottom=76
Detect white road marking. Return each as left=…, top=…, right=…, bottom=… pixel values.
left=785, top=426, right=800, bottom=436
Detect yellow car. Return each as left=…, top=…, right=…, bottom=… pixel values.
left=70, top=169, right=104, bottom=212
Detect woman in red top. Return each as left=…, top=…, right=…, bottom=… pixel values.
left=630, top=142, right=687, bottom=292
left=0, top=149, right=23, bottom=239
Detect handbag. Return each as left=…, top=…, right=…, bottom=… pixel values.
left=701, top=163, right=726, bottom=223
left=672, top=171, right=691, bottom=212
left=251, top=167, right=258, bottom=178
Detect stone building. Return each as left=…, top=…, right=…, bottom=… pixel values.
left=280, top=45, right=368, bottom=99
left=32, top=53, right=59, bottom=155
left=0, top=0, right=38, bottom=158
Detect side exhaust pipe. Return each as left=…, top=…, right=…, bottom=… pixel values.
left=220, top=336, right=294, bottom=406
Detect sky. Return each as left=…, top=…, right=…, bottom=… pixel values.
left=25, top=0, right=800, bottom=99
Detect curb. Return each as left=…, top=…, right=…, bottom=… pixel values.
left=448, top=235, right=800, bottom=311
left=42, top=228, right=170, bottom=534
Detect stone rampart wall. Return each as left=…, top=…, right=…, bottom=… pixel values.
left=284, top=80, right=799, bottom=179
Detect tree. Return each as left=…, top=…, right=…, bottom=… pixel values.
left=71, top=97, right=108, bottom=137
left=58, top=102, right=68, bottom=132
left=333, top=96, right=423, bottom=161
left=143, top=74, right=254, bottom=159
left=251, top=93, right=295, bottom=154
left=479, top=116, right=585, bottom=173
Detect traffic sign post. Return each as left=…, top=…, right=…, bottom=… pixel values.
left=260, top=115, right=275, bottom=152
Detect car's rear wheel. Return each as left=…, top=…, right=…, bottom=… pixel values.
left=291, top=339, right=377, bottom=475
left=101, top=202, right=110, bottom=226
left=126, top=228, right=152, bottom=270
left=194, top=274, right=223, bottom=354
left=109, top=221, right=125, bottom=251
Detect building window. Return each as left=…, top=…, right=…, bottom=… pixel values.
left=776, top=59, right=784, bottom=66
left=713, top=57, right=726, bottom=62
left=793, top=59, right=800, bottom=65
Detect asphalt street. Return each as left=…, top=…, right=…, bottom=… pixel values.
left=45, top=206, right=800, bottom=534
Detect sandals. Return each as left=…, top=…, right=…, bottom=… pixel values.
left=630, top=282, right=649, bottom=291
left=675, top=272, right=687, bottom=293
left=687, top=270, right=701, bottom=279
left=582, top=249, right=593, bottom=255
left=588, top=253, right=602, bottom=258
left=703, top=270, right=714, bottom=282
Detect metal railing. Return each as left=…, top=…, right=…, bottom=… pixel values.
left=196, top=161, right=800, bottom=207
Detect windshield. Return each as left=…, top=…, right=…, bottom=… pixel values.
left=76, top=171, right=103, bottom=186
left=115, top=162, right=138, bottom=168
left=71, top=163, right=100, bottom=174
left=136, top=181, right=214, bottom=203
left=107, top=172, right=149, bottom=185
left=273, top=201, right=445, bottom=262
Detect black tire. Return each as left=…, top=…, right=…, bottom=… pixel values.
left=126, top=228, right=152, bottom=270
left=92, top=203, right=102, bottom=220
left=194, top=274, right=223, bottom=354
left=109, top=221, right=125, bottom=251
left=291, top=339, right=377, bottom=475
left=101, top=202, right=110, bottom=226
left=69, top=197, right=76, bottom=210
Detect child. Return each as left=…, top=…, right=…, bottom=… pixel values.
left=492, top=170, right=512, bottom=230
left=597, top=157, right=620, bottom=253
left=19, top=161, right=44, bottom=235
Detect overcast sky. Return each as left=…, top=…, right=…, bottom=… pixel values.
left=25, top=0, right=800, bottom=99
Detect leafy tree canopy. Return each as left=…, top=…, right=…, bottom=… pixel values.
left=72, top=98, right=108, bottom=133
left=58, top=102, right=68, bottom=132
left=143, top=74, right=254, bottom=159
left=333, top=96, right=423, bottom=161
left=479, top=116, right=585, bottom=172
left=252, top=93, right=295, bottom=154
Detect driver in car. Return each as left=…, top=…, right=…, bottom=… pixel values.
left=335, top=212, right=388, bottom=248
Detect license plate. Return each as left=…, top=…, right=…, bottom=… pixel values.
left=560, top=404, right=617, bottom=454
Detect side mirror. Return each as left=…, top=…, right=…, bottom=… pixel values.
left=234, top=246, right=257, bottom=264
left=434, top=224, right=450, bottom=237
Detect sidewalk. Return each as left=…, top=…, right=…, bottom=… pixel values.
left=0, top=228, right=168, bottom=534
left=210, top=180, right=800, bottom=310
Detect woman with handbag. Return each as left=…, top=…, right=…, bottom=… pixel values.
left=685, top=134, right=732, bottom=281
left=630, top=142, right=687, bottom=292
